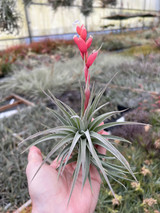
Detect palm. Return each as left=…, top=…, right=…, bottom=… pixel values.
left=26, top=146, right=102, bottom=213
left=59, top=162, right=101, bottom=213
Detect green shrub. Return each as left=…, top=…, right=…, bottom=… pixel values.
left=96, top=139, right=160, bottom=213
left=0, top=62, right=12, bottom=77
left=102, top=39, right=125, bottom=51
left=123, top=44, right=160, bottom=56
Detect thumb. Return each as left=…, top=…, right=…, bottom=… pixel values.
left=28, top=146, right=42, bottom=163
left=97, top=130, right=108, bottom=155
left=26, top=146, right=43, bottom=182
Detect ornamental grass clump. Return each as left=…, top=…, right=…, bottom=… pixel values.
left=20, top=24, right=143, bottom=203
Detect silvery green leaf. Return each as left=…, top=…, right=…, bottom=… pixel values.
left=58, top=99, right=81, bottom=129
left=84, top=87, right=102, bottom=122
left=31, top=134, right=74, bottom=181
left=86, top=72, right=119, bottom=121
left=57, top=148, right=70, bottom=179
left=97, top=154, right=116, bottom=160
left=84, top=130, right=116, bottom=197
left=91, top=132, right=137, bottom=181
left=47, top=107, right=69, bottom=125
left=88, top=172, right=93, bottom=193
left=87, top=102, right=109, bottom=124
left=71, top=115, right=85, bottom=130
left=89, top=111, right=122, bottom=130
left=101, top=161, right=128, bottom=175
left=94, top=121, right=147, bottom=132
left=105, top=172, right=127, bottom=189
left=68, top=145, right=82, bottom=204
left=48, top=90, right=77, bottom=126
left=61, top=131, right=82, bottom=174
left=80, top=139, right=88, bottom=190
left=21, top=133, right=68, bottom=154
left=19, top=126, right=77, bottom=146
left=104, top=168, right=134, bottom=182
left=57, top=143, right=71, bottom=163
left=43, top=89, right=73, bottom=125
left=102, top=134, right=131, bottom=144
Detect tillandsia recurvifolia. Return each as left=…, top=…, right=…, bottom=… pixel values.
left=19, top=24, right=145, bottom=204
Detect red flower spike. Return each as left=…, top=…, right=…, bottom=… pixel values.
left=84, top=88, right=90, bottom=110
left=88, top=73, right=90, bottom=86
left=85, top=52, right=88, bottom=63
left=84, top=65, right=89, bottom=83
left=80, top=51, right=88, bottom=61
left=80, top=52, right=84, bottom=60
left=73, top=36, right=87, bottom=54
left=86, top=36, right=93, bottom=49
left=86, top=50, right=98, bottom=68
left=80, top=26, right=87, bottom=41
left=76, top=25, right=81, bottom=35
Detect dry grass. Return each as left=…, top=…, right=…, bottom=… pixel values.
left=0, top=105, right=58, bottom=211
left=0, top=53, right=133, bottom=99
left=1, top=52, right=160, bottom=109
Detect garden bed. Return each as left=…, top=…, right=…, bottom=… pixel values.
left=0, top=98, right=160, bottom=212
left=0, top=30, right=160, bottom=212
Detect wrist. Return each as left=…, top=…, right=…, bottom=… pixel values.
left=31, top=201, right=56, bottom=213
left=31, top=200, right=67, bottom=213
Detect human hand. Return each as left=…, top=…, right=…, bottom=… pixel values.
left=26, top=131, right=107, bottom=213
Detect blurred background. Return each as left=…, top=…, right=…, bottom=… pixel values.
left=0, top=0, right=160, bottom=48
left=0, top=0, right=160, bottom=212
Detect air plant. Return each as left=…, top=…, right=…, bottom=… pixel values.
left=20, top=24, right=144, bottom=203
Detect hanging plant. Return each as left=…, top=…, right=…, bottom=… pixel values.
left=0, top=0, right=21, bottom=33
left=48, top=0, right=75, bottom=10
left=23, top=0, right=32, bottom=6
left=81, top=0, right=93, bottom=17
left=100, top=0, right=117, bottom=7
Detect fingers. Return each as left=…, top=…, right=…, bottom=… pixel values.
left=28, top=146, right=42, bottom=163
left=50, top=157, right=59, bottom=169
left=97, top=130, right=108, bottom=155
left=26, top=146, right=43, bottom=182
left=97, top=145, right=106, bottom=155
